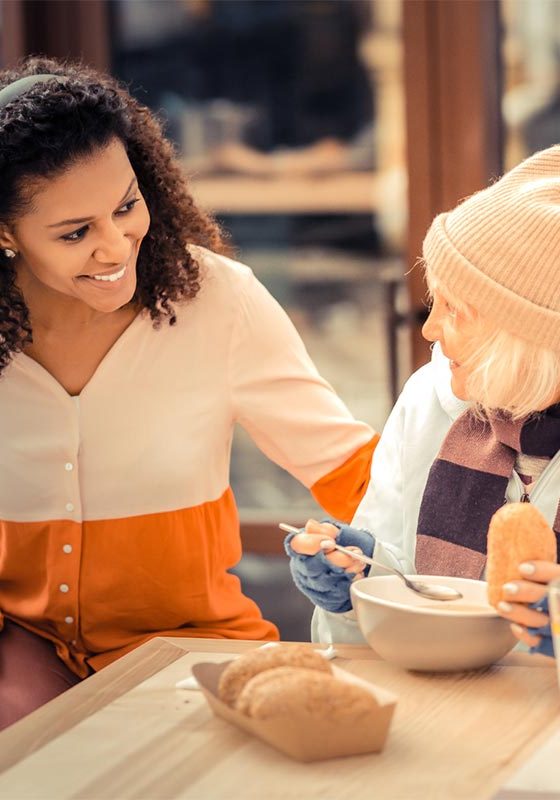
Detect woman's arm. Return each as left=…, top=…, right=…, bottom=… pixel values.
left=286, top=380, right=414, bottom=642
left=230, top=264, right=378, bottom=522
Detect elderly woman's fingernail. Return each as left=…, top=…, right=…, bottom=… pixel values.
left=503, top=582, right=519, bottom=595
left=519, top=562, right=536, bottom=576
left=498, top=601, right=513, bottom=613
left=320, top=539, right=334, bottom=550
left=510, top=623, right=525, bottom=636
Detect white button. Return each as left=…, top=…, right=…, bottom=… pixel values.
left=65, top=615, right=74, bottom=624
left=65, top=503, right=74, bottom=512
left=59, top=583, right=69, bottom=593
left=62, top=544, right=73, bottom=554
left=65, top=462, right=73, bottom=471
left=71, top=639, right=77, bottom=646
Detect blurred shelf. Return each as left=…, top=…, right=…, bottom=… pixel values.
left=245, top=249, right=402, bottom=281
left=188, top=171, right=377, bottom=215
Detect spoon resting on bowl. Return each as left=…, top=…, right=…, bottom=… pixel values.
left=279, top=523, right=463, bottom=602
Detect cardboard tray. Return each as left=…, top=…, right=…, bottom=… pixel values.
left=191, top=659, right=397, bottom=762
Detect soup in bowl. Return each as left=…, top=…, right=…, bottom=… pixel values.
left=350, top=575, right=517, bottom=672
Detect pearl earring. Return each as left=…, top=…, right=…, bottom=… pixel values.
left=3, top=249, right=16, bottom=259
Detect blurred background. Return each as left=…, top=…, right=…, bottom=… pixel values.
left=1, top=0, right=559, bottom=638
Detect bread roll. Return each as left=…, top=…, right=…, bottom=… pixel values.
left=486, top=502, right=557, bottom=607
left=218, top=645, right=331, bottom=707
left=235, top=665, right=378, bottom=721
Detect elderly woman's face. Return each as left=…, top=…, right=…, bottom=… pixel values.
left=422, top=288, right=477, bottom=400
left=4, top=138, right=151, bottom=314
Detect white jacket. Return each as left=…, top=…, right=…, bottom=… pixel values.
left=312, top=343, right=560, bottom=643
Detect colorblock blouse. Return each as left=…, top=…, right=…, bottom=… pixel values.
left=0, top=247, right=377, bottom=676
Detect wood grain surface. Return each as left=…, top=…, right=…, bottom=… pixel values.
left=0, top=638, right=557, bottom=800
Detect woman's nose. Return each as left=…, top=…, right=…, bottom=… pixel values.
left=421, top=307, right=440, bottom=342
left=93, top=222, right=130, bottom=265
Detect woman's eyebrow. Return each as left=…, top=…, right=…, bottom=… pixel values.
left=46, top=177, right=138, bottom=228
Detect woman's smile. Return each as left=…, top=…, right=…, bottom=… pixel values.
left=76, top=261, right=129, bottom=287
left=80, top=264, right=127, bottom=282
left=72, top=243, right=139, bottom=307
left=440, top=347, right=461, bottom=370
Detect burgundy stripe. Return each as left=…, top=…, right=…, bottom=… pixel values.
left=415, top=536, right=486, bottom=579
left=438, top=413, right=514, bottom=477
left=489, top=414, right=523, bottom=452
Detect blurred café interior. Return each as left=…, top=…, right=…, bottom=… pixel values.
left=2, top=0, right=559, bottom=638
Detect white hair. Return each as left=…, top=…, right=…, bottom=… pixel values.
left=424, top=264, right=560, bottom=420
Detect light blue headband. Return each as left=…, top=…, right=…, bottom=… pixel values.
left=0, top=74, right=65, bottom=110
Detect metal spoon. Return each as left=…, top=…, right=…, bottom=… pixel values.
left=279, top=523, right=463, bottom=602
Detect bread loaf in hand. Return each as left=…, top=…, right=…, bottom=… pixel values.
left=486, top=502, right=557, bottom=607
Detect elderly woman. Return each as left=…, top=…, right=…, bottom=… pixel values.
left=286, top=145, right=560, bottom=659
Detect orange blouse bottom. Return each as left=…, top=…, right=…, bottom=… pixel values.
left=0, top=489, right=279, bottom=677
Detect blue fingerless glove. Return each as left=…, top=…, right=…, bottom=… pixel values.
left=284, top=522, right=375, bottom=614
left=527, top=596, right=555, bottom=659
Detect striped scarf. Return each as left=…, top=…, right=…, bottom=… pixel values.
left=415, top=407, right=560, bottom=578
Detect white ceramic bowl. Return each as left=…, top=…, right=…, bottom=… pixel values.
left=350, top=575, right=517, bottom=672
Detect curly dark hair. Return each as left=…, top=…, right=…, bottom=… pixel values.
left=0, top=55, right=230, bottom=374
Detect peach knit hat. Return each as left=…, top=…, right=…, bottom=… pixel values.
left=423, top=144, right=560, bottom=351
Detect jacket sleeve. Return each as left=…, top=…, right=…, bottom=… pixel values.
left=311, top=381, right=416, bottom=644
left=352, top=386, right=415, bottom=573
left=230, top=266, right=378, bottom=522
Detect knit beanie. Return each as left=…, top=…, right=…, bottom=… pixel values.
left=423, top=144, right=560, bottom=351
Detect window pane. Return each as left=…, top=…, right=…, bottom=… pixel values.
left=501, top=0, right=560, bottom=169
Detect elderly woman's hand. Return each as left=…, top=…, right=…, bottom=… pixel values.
left=496, top=559, right=560, bottom=657
left=284, top=519, right=375, bottom=613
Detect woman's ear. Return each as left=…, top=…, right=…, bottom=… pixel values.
left=0, top=227, right=18, bottom=258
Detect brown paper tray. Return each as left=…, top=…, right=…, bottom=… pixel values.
left=191, top=659, right=397, bottom=762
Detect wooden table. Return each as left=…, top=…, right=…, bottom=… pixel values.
left=0, top=638, right=558, bottom=799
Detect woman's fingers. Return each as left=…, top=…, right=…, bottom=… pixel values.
left=499, top=558, right=560, bottom=628
left=340, top=545, right=366, bottom=574
left=509, top=623, right=541, bottom=649
left=289, top=532, right=363, bottom=571
left=288, top=520, right=364, bottom=572
left=501, top=580, right=547, bottom=605
left=499, top=561, right=557, bottom=637
left=287, top=519, right=338, bottom=555
left=321, top=541, right=364, bottom=572
left=304, top=519, right=339, bottom=539
left=326, top=550, right=360, bottom=570
left=517, top=560, right=560, bottom=584
left=289, top=532, right=325, bottom=555
left=497, top=600, right=549, bottom=629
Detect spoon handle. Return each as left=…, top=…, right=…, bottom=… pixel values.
left=279, top=523, right=462, bottom=601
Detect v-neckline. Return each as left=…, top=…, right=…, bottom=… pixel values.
left=16, top=309, right=144, bottom=401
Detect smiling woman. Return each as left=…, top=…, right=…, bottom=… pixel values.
left=0, top=57, right=378, bottom=730
left=12, top=142, right=150, bottom=320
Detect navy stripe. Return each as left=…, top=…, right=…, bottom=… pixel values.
left=417, top=460, right=508, bottom=554
left=520, top=413, right=560, bottom=457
